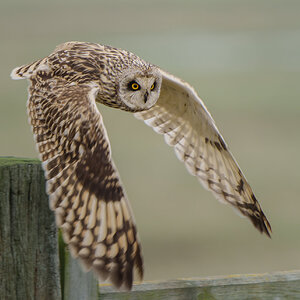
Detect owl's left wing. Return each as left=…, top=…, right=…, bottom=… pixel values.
left=135, top=69, right=271, bottom=236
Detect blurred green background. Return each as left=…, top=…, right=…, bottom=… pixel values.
left=1, top=0, right=300, bottom=282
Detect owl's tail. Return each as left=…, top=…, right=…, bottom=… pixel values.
left=11, top=58, right=48, bottom=80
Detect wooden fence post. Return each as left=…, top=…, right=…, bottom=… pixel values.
left=0, top=157, right=61, bottom=300
left=62, top=245, right=99, bottom=300
left=0, top=157, right=99, bottom=300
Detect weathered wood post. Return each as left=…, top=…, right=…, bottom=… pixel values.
left=0, top=157, right=61, bottom=300
left=0, top=157, right=99, bottom=300
left=63, top=248, right=99, bottom=300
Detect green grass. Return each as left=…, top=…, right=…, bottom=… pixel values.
left=1, top=0, right=300, bottom=282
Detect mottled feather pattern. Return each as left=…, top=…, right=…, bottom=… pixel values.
left=11, top=41, right=271, bottom=291
left=25, top=67, right=143, bottom=289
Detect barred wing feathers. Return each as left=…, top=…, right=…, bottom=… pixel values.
left=17, top=66, right=143, bottom=290
left=135, top=69, right=271, bottom=236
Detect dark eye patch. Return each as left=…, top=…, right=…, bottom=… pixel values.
left=150, top=81, right=156, bottom=91
left=128, top=81, right=140, bottom=91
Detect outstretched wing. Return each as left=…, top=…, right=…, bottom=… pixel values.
left=14, top=66, right=143, bottom=290
left=135, top=69, right=271, bottom=236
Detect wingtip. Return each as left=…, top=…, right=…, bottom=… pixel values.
left=135, top=247, right=144, bottom=281
left=254, top=213, right=272, bottom=238
left=263, top=217, right=272, bottom=238
left=10, top=66, right=23, bottom=80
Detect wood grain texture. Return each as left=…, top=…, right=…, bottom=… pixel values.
left=0, top=157, right=100, bottom=300
left=0, top=157, right=61, bottom=300
left=99, top=270, right=300, bottom=300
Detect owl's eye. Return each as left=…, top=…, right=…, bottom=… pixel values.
left=150, top=82, right=156, bottom=91
left=129, top=81, right=140, bottom=91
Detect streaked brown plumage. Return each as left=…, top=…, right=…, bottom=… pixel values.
left=11, top=41, right=271, bottom=290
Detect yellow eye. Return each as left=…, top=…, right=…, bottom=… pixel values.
left=131, top=82, right=140, bottom=90
left=150, top=84, right=155, bottom=90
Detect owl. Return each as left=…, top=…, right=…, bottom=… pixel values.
left=11, top=41, right=271, bottom=290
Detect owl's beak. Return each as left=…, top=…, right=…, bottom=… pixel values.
left=144, top=91, right=149, bottom=103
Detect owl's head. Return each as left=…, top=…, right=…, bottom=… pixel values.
left=118, top=67, right=162, bottom=111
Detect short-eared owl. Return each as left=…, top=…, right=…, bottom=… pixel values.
left=11, top=41, right=271, bottom=290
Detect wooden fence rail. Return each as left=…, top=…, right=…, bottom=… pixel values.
left=100, top=271, right=300, bottom=299
left=1, top=157, right=299, bottom=300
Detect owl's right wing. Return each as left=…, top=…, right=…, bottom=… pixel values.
left=14, top=67, right=143, bottom=290
left=135, top=69, right=271, bottom=237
